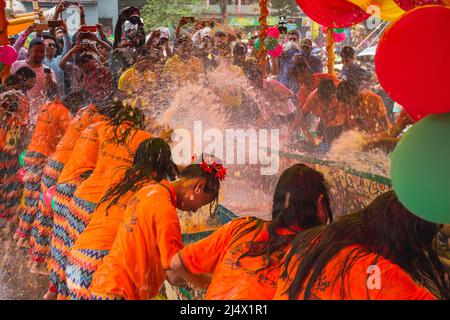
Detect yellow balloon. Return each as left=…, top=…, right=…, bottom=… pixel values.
left=349, top=0, right=405, bottom=21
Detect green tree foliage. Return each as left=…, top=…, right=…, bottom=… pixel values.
left=141, top=0, right=203, bottom=31
left=269, top=0, right=301, bottom=16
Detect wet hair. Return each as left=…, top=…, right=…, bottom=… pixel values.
left=233, top=42, right=248, bottom=57
left=179, top=163, right=221, bottom=217
left=232, top=164, right=333, bottom=273
left=289, top=56, right=312, bottom=81
left=336, top=79, right=359, bottom=105
left=107, top=99, right=146, bottom=145
left=15, top=66, right=36, bottom=81
left=98, top=137, right=178, bottom=213
left=340, top=46, right=355, bottom=59
left=317, top=79, right=336, bottom=103
left=75, top=52, right=96, bottom=66
left=62, top=91, right=86, bottom=114
left=282, top=191, right=449, bottom=300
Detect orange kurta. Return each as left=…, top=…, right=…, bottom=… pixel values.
left=72, top=122, right=151, bottom=204
left=57, top=122, right=103, bottom=185
left=179, top=217, right=296, bottom=300
left=274, top=244, right=436, bottom=300
left=354, top=90, right=391, bottom=134
left=73, top=188, right=135, bottom=251
left=303, top=89, right=345, bottom=128
left=90, top=180, right=182, bottom=300
left=50, top=104, right=106, bottom=165
left=27, top=100, right=72, bottom=157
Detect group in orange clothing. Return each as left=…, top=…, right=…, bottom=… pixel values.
left=14, top=96, right=74, bottom=247
left=170, top=164, right=333, bottom=300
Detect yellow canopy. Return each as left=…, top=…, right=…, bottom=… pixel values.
left=349, top=0, right=405, bottom=21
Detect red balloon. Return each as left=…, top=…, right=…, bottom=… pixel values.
left=296, top=0, right=369, bottom=28
left=395, top=0, right=448, bottom=11
left=375, top=6, right=450, bottom=118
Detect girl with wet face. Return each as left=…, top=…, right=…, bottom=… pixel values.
left=89, top=156, right=223, bottom=300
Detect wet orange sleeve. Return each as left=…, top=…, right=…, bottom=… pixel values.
left=145, top=203, right=183, bottom=269
left=179, top=219, right=246, bottom=275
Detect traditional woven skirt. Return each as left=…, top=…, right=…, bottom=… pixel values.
left=56, top=195, right=96, bottom=299
left=90, top=291, right=123, bottom=300
left=0, top=150, right=22, bottom=222
left=15, top=151, right=46, bottom=239
left=48, top=171, right=91, bottom=296
left=29, top=159, right=64, bottom=263
left=66, top=248, right=110, bottom=300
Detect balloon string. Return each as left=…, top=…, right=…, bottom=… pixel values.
left=326, top=27, right=335, bottom=76
left=258, top=0, right=269, bottom=79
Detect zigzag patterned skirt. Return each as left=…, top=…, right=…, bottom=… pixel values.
left=29, top=159, right=64, bottom=263
left=90, top=291, right=123, bottom=300
left=48, top=171, right=91, bottom=295
left=57, top=194, right=96, bottom=299
left=0, top=150, right=23, bottom=221
left=66, top=248, right=110, bottom=300
left=15, top=151, right=46, bottom=239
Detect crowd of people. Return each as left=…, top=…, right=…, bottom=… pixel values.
left=0, top=1, right=448, bottom=300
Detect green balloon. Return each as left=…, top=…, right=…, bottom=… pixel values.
left=51, top=197, right=57, bottom=211
left=19, top=150, right=27, bottom=167
left=334, top=28, right=346, bottom=34
left=391, top=112, right=450, bottom=224
left=254, top=38, right=261, bottom=51
left=263, top=36, right=278, bottom=51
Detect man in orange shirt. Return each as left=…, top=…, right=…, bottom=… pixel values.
left=89, top=159, right=225, bottom=300
left=14, top=95, right=75, bottom=247
left=65, top=138, right=177, bottom=299
left=28, top=95, right=103, bottom=275
left=288, top=57, right=339, bottom=132
left=275, top=191, right=448, bottom=300
left=294, top=79, right=346, bottom=146
left=170, top=164, right=333, bottom=300
left=336, top=80, right=391, bottom=135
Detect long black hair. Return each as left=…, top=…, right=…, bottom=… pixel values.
left=98, top=137, right=178, bottom=212
left=104, top=99, right=146, bottom=146
left=179, top=163, right=222, bottom=217
left=233, top=164, right=333, bottom=273
left=282, top=190, right=449, bottom=300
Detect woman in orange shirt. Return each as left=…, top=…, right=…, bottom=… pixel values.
left=89, top=157, right=224, bottom=300
left=0, top=91, right=29, bottom=227
left=28, top=92, right=96, bottom=274
left=55, top=101, right=150, bottom=300
left=46, top=100, right=120, bottom=299
left=170, top=163, right=333, bottom=300
left=275, top=191, right=449, bottom=300
left=14, top=96, right=73, bottom=247
left=66, top=137, right=177, bottom=299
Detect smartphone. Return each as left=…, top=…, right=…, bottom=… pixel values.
left=81, top=25, right=97, bottom=33
left=48, top=20, right=62, bottom=28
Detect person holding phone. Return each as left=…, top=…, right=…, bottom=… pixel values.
left=43, top=20, right=72, bottom=96
left=10, top=39, right=58, bottom=125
